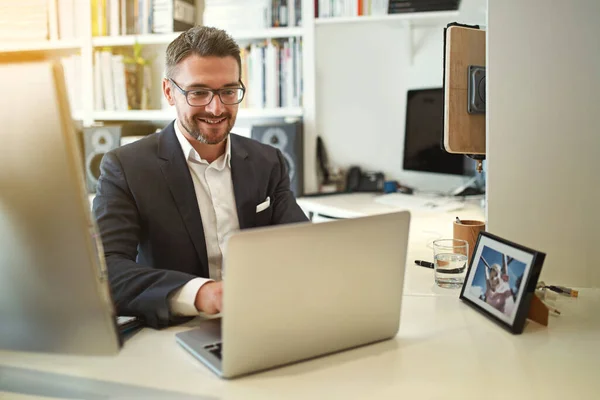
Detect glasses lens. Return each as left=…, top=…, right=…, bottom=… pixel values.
left=219, top=88, right=244, bottom=105
left=187, top=89, right=213, bottom=106
left=186, top=88, right=244, bottom=106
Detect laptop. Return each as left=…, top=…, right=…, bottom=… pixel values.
left=175, top=211, right=411, bottom=379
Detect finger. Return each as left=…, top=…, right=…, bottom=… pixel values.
left=204, top=295, right=218, bottom=315
left=215, top=292, right=223, bottom=312
left=208, top=301, right=219, bottom=315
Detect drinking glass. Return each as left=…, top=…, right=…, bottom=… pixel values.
left=432, top=239, right=468, bottom=288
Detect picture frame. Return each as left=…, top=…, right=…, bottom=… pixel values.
left=459, top=231, right=546, bottom=334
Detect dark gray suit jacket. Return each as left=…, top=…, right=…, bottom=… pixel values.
left=93, top=121, right=308, bottom=328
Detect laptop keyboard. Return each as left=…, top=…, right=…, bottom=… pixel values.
left=204, top=342, right=222, bottom=360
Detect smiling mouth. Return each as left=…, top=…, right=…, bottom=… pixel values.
left=197, top=117, right=226, bottom=125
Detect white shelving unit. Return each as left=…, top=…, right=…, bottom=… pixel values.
left=87, top=30, right=307, bottom=123
left=92, top=107, right=303, bottom=122
left=314, top=10, right=459, bottom=25
left=92, top=33, right=182, bottom=47
left=87, top=24, right=308, bottom=125
left=0, top=39, right=82, bottom=53
left=91, top=27, right=304, bottom=47
left=315, top=10, right=459, bottom=65
left=1, top=2, right=462, bottom=193
left=0, top=3, right=311, bottom=128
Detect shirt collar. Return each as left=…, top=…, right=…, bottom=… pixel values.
left=174, top=120, right=231, bottom=170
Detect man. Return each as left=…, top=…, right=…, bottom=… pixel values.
left=93, top=26, right=308, bottom=329
left=484, top=263, right=515, bottom=316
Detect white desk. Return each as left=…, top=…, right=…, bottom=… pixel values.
left=296, top=192, right=483, bottom=220
left=2, top=194, right=599, bottom=399
left=1, top=294, right=598, bottom=399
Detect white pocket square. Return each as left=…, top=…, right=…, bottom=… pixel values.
left=256, top=197, right=271, bottom=213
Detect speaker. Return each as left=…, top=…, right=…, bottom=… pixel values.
left=83, top=124, right=154, bottom=193
left=251, top=122, right=303, bottom=196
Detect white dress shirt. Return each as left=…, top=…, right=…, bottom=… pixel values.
left=168, top=121, right=240, bottom=316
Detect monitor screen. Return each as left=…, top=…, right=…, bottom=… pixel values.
left=403, top=88, right=470, bottom=176
left=0, top=59, right=120, bottom=355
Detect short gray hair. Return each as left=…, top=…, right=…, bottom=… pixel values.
left=165, top=26, right=242, bottom=80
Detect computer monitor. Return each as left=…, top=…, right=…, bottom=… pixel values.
left=403, top=88, right=473, bottom=176
left=0, top=59, right=120, bottom=355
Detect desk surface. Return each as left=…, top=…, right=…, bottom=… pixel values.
left=2, top=292, right=598, bottom=399
left=2, top=195, right=599, bottom=399
left=296, top=192, right=483, bottom=220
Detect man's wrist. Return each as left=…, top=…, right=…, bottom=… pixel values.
left=169, top=278, right=214, bottom=316
left=194, top=281, right=215, bottom=312
left=194, top=281, right=223, bottom=315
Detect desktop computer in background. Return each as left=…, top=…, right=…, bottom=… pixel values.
left=373, top=87, right=483, bottom=217
left=403, top=88, right=478, bottom=180
left=0, top=58, right=120, bottom=355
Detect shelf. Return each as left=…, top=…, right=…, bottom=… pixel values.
left=315, top=11, right=459, bottom=25
left=92, top=109, right=174, bottom=121
left=0, top=39, right=82, bottom=53
left=238, top=107, right=303, bottom=118
left=92, top=107, right=303, bottom=121
left=316, top=10, right=459, bottom=65
left=92, top=33, right=179, bottom=47
left=230, top=27, right=304, bottom=41
left=92, top=27, right=305, bottom=47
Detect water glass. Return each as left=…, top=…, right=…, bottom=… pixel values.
left=432, top=239, right=468, bottom=288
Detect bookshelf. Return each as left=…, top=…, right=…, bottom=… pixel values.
left=91, top=28, right=305, bottom=47
left=92, top=34, right=182, bottom=47
left=89, top=33, right=304, bottom=122
left=0, top=40, right=82, bottom=53
left=0, top=2, right=310, bottom=128
left=92, top=107, right=303, bottom=122
left=2, top=1, right=463, bottom=193
left=222, top=27, right=305, bottom=41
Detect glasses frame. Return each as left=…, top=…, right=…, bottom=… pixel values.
left=168, top=78, right=246, bottom=107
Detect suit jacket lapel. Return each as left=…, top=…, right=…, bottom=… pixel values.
left=230, top=134, right=257, bottom=230
left=157, top=122, right=209, bottom=277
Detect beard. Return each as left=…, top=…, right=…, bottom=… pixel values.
left=180, top=111, right=235, bottom=145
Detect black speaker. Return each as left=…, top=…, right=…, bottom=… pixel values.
left=83, top=124, right=154, bottom=193
left=251, top=122, right=303, bottom=196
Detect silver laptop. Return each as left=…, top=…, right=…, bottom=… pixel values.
left=175, top=211, right=411, bottom=379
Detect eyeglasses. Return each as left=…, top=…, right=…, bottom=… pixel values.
left=168, top=78, right=245, bottom=106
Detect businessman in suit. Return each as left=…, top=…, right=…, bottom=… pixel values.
left=93, top=26, right=308, bottom=329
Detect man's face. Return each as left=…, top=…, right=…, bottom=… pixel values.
left=163, top=54, right=241, bottom=144
left=489, top=268, right=499, bottom=291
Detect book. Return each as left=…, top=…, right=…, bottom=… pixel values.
left=152, top=0, right=196, bottom=33
left=388, top=0, right=459, bottom=13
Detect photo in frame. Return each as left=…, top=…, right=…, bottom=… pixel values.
left=459, top=231, right=546, bottom=334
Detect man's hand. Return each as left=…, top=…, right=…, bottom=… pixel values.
left=194, top=281, right=223, bottom=314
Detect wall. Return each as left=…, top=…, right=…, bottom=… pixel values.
left=487, top=0, right=600, bottom=287
left=314, top=0, right=486, bottom=192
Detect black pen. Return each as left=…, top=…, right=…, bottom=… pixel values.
left=415, top=260, right=466, bottom=274
left=414, top=260, right=434, bottom=269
